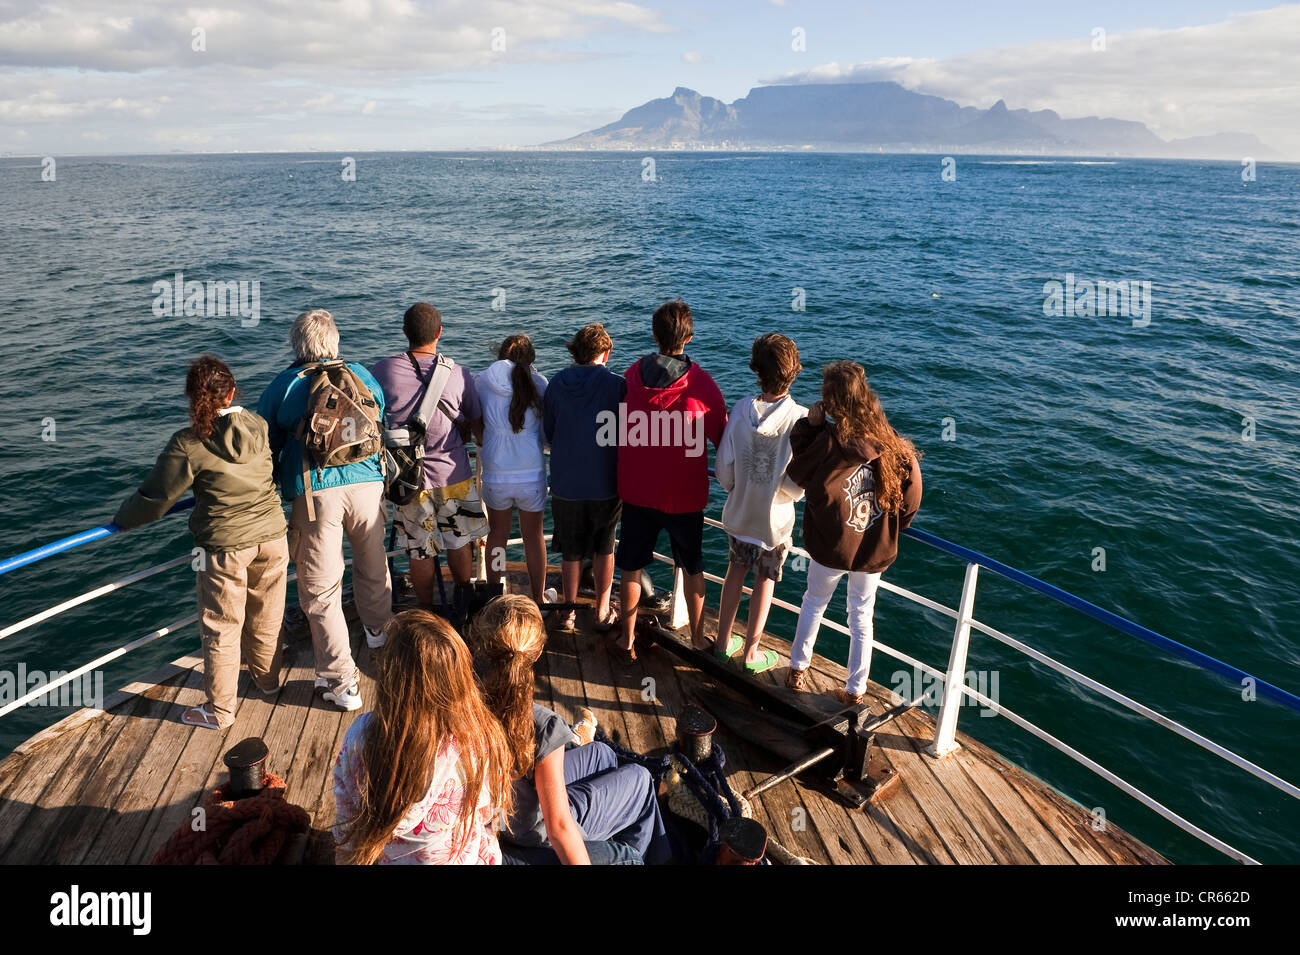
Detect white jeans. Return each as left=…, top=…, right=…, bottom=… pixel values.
left=790, top=558, right=881, bottom=696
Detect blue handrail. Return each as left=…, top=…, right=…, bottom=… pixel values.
left=0, top=498, right=195, bottom=578
left=901, top=526, right=1300, bottom=714
left=2, top=493, right=1297, bottom=716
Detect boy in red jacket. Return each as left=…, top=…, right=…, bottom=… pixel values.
left=612, top=299, right=727, bottom=662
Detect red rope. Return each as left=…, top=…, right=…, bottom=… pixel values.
left=151, top=772, right=312, bottom=865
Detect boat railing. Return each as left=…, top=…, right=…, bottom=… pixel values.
left=1, top=492, right=1297, bottom=864
left=641, top=511, right=1299, bottom=866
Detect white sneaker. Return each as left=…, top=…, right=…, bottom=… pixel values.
left=322, top=682, right=363, bottom=712
left=543, top=587, right=558, bottom=605
left=364, top=625, right=386, bottom=649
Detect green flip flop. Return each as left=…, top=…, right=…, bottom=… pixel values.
left=744, top=650, right=780, bottom=674
left=714, top=633, right=744, bottom=660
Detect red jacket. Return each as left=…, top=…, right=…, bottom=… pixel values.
left=616, top=354, right=727, bottom=513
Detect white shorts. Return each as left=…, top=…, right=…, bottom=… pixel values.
left=481, top=479, right=547, bottom=513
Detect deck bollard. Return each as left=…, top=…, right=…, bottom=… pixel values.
left=223, top=737, right=270, bottom=799
left=677, top=704, right=717, bottom=763
left=717, top=817, right=767, bottom=864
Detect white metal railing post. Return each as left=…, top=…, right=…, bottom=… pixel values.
left=929, top=561, right=981, bottom=758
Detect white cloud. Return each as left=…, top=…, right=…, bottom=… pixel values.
left=764, top=6, right=1300, bottom=157
left=681, top=50, right=704, bottom=64
left=0, top=0, right=672, bottom=72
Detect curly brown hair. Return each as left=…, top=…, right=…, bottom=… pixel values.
left=821, top=361, right=921, bottom=514
left=469, top=595, right=548, bottom=781
left=185, top=355, right=237, bottom=440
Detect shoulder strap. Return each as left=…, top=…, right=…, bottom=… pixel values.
left=410, top=353, right=456, bottom=431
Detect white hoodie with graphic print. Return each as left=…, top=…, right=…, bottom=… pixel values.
left=714, top=394, right=808, bottom=550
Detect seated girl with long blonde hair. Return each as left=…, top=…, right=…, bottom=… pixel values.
left=332, top=609, right=514, bottom=864
left=471, top=595, right=672, bottom=865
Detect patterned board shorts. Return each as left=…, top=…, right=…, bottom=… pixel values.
left=727, top=535, right=789, bottom=583
left=395, top=477, right=490, bottom=560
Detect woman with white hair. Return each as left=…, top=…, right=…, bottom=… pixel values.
left=257, top=308, right=393, bottom=712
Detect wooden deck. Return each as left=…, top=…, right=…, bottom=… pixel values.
left=0, top=567, right=1165, bottom=865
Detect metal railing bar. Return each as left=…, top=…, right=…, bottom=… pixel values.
left=0, top=613, right=199, bottom=718
left=1, top=555, right=192, bottom=641
left=968, top=619, right=1300, bottom=801
left=948, top=682, right=1258, bottom=865
left=901, top=527, right=1300, bottom=714
left=0, top=548, right=405, bottom=718
left=0, top=499, right=196, bottom=578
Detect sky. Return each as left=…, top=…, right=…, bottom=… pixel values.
left=2, top=0, right=1298, bottom=157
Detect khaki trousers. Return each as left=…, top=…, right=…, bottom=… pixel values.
left=195, top=535, right=290, bottom=726
left=289, top=481, right=393, bottom=693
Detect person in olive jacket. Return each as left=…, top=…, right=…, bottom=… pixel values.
left=785, top=361, right=922, bottom=705
left=114, top=355, right=288, bottom=730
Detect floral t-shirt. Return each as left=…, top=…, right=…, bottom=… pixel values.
left=333, top=713, right=502, bottom=865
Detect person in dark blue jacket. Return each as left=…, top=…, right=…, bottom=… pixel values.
left=542, top=323, right=626, bottom=631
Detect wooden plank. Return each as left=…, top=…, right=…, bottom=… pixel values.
left=10, top=691, right=164, bottom=864
left=542, top=619, right=589, bottom=728
left=836, top=708, right=998, bottom=863
left=112, top=668, right=242, bottom=865
left=123, top=662, right=281, bottom=864
left=945, top=744, right=1079, bottom=864
left=308, top=629, right=372, bottom=833
left=593, top=624, right=669, bottom=757
left=568, top=624, right=636, bottom=752
left=256, top=641, right=317, bottom=797
left=6, top=655, right=201, bottom=761
left=793, top=665, right=924, bottom=864
left=994, top=764, right=1117, bottom=864
left=84, top=667, right=222, bottom=865
left=37, top=671, right=189, bottom=865
left=0, top=721, right=100, bottom=860
left=881, top=707, right=1038, bottom=864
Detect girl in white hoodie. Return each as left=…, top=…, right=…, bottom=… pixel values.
left=477, top=335, right=550, bottom=603
left=713, top=334, right=807, bottom=672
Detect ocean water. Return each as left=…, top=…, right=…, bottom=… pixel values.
left=1, top=152, right=1297, bottom=864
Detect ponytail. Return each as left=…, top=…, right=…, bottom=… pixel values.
left=498, top=334, right=541, bottom=434
left=185, top=355, right=237, bottom=440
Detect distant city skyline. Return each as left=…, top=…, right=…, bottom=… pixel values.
left=2, top=1, right=1298, bottom=158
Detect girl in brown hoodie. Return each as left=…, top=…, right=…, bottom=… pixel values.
left=785, top=362, right=922, bottom=704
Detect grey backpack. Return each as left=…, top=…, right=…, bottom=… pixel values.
left=382, top=352, right=463, bottom=505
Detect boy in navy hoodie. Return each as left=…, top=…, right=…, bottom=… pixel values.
left=543, top=323, right=627, bottom=631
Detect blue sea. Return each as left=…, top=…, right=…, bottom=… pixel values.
left=1, top=152, right=1297, bottom=863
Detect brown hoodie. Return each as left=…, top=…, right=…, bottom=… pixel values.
left=786, top=418, right=922, bottom=574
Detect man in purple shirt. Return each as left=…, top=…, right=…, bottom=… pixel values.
left=371, top=303, right=488, bottom=612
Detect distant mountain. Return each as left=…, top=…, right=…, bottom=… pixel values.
left=546, top=82, right=1276, bottom=159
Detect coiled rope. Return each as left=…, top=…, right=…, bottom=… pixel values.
left=151, top=772, right=311, bottom=865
